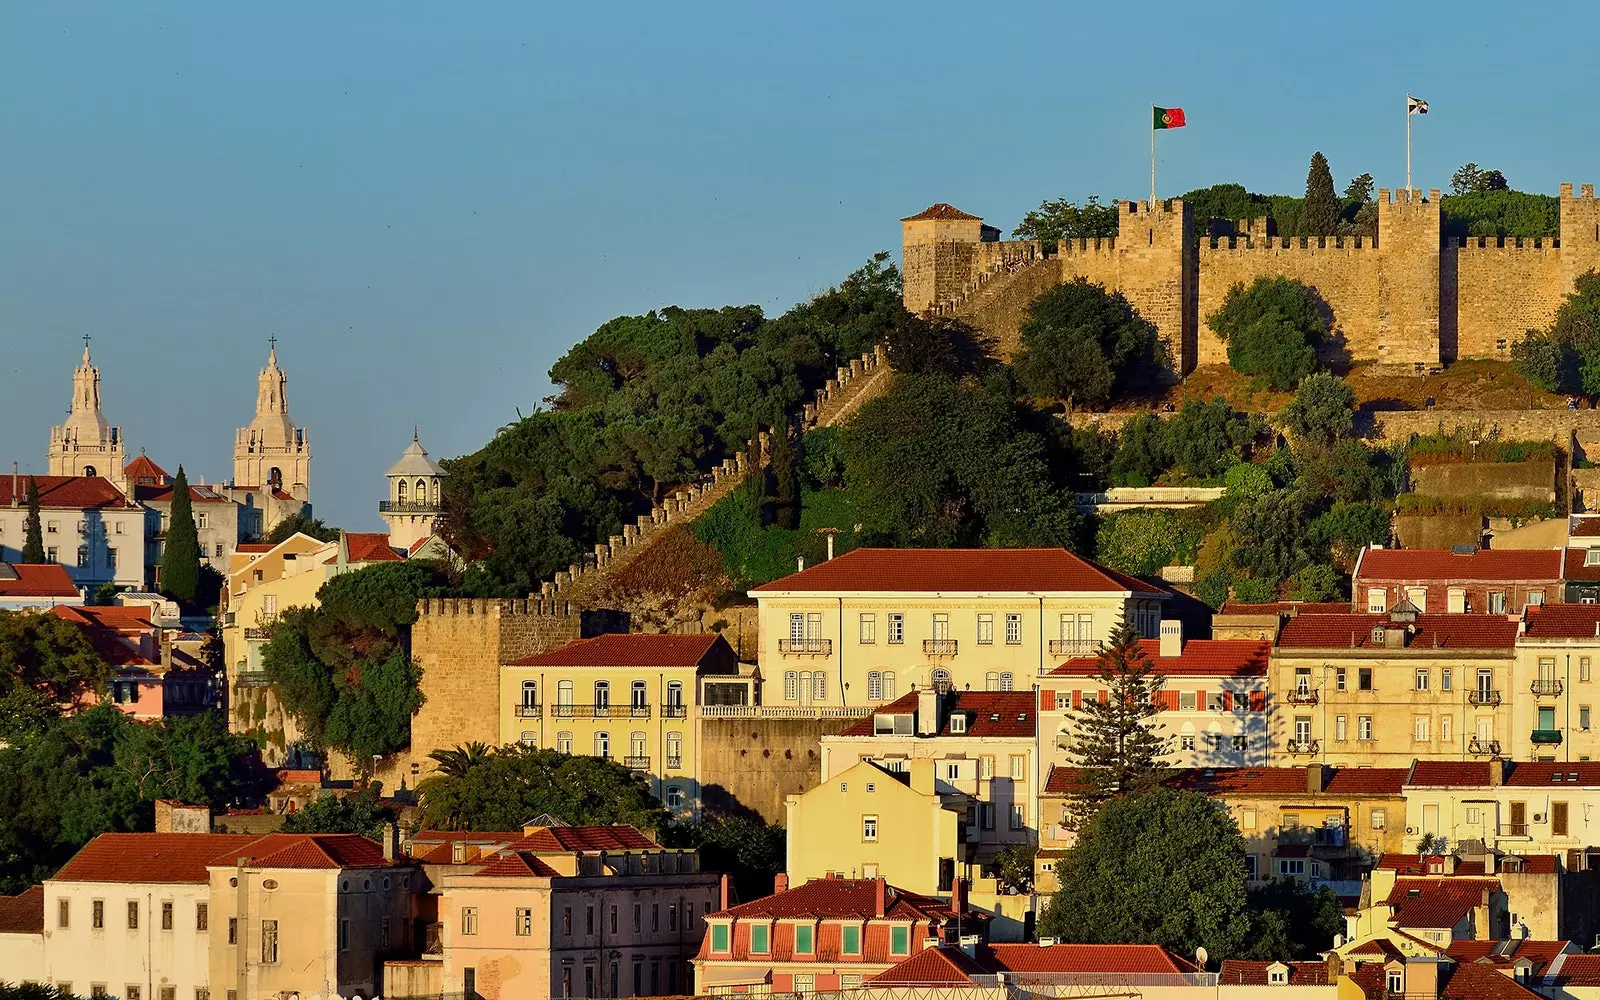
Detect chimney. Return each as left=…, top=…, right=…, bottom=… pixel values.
left=773, top=872, right=789, bottom=894
left=874, top=877, right=887, bottom=918
left=909, top=757, right=935, bottom=795
left=797, top=556, right=805, bottom=573
left=917, top=686, right=940, bottom=736
left=1490, top=758, right=1507, bottom=787
left=1486, top=852, right=1498, bottom=875
left=1404, top=957, right=1441, bottom=998
left=719, top=872, right=732, bottom=912
left=1306, top=763, right=1328, bottom=794
left=827, top=534, right=835, bottom=561
left=952, top=877, right=967, bottom=914
left=381, top=821, right=398, bottom=862
left=1159, top=619, right=1183, bottom=658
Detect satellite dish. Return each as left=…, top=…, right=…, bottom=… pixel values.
left=1196, top=946, right=1209, bottom=969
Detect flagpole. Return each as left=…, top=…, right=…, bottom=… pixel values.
left=1406, top=92, right=1412, bottom=192
left=1150, top=105, right=1157, bottom=209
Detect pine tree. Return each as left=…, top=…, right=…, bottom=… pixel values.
left=160, top=465, right=201, bottom=603
left=1063, top=622, right=1167, bottom=826
left=1301, top=151, right=1339, bottom=237
left=768, top=426, right=800, bottom=530
left=21, top=476, right=45, bottom=564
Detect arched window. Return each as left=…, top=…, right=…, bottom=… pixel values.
left=666, top=732, right=683, bottom=768
left=867, top=672, right=882, bottom=700
left=82, top=465, right=96, bottom=478
left=557, top=680, right=573, bottom=710
left=999, top=672, right=1014, bottom=692
left=431, top=479, right=441, bottom=505
left=882, top=671, right=895, bottom=700
left=631, top=679, right=648, bottom=709
left=556, top=731, right=573, bottom=754
left=931, top=668, right=952, bottom=693
left=666, top=680, right=684, bottom=713
left=268, top=467, right=282, bottom=487
left=396, top=480, right=407, bottom=503
left=630, top=732, right=647, bottom=759
left=812, top=672, right=826, bottom=701
left=594, top=680, right=610, bottom=710
left=665, top=785, right=685, bottom=810
left=520, top=731, right=536, bottom=746
left=985, top=672, right=999, bottom=691
left=594, top=732, right=610, bottom=759
left=416, top=479, right=427, bottom=501
left=784, top=671, right=798, bottom=701
left=521, top=680, right=538, bottom=710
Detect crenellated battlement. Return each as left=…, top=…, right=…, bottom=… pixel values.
left=1058, top=237, right=1118, bottom=255
left=1202, top=235, right=1376, bottom=252
left=415, top=596, right=582, bottom=619
left=1451, top=236, right=1561, bottom=252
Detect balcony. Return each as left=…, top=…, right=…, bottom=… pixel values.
left=552, top=704, right=645, bottom=719
left=234, top=672, right=272, bottom=688
left=778, top=638, right=832, bottom=656
left=378, top=500, right=442, bottom=514
left=243, top=627, right=273, bottom=641
left=1286, top=739, right=1320, bottom=756
left=666, top=755, right=683, bottom=770
left=1531, top=728, right=1564, bottom=745
left=1049, top=639, right=1097, bottom=656
left=629, top=704, right=652, bottom=718
left=1468, top=689, right=1502, bottom=708
left=1499, top=823, right=1530, bottom=838
left=625, top=755, right=651, bottom=772
left=516, top=704, right=542, bottom=718
left=1286, top=689, right=1319, bottom=706
left=923, top=639, right=959, bottom=656
left=662, top=704, right=688, bottom=719
left=1532, top=679, right=1564, bottom=697
left=1467, top=736, right=1502, bottom=757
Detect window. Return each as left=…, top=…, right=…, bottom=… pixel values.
left=1367, top=589, right=1387, bottom=613
left=1295, top=667, right=1311, bottom=693
left=127, top=900, right=139, bottom=929
left=594, top=732, right=609, bottom=759
left=977, top=613, right=994, bottom=644
left=587, top=906, right=596, bottom=935
left=593, top=680, right=610, bottom=709
left=1583, top=706, right=1592, bottom=731
left=46, top=520, right=58, bottom=535
left=666, top=785, right=684, bottom=809
left=980, top=756, right=994, bottom=779
left=1359, top=668, right=1374, bottom=691
left=842, top=924, right=861, bottom=955
left=381, top=917, right=391, bottom=948
left=653, top=903, right=659, bottom=931
left=1009, top=803, right=1026, bottom=829
left=1441, top=715, right=1452, bottom=742
left=783, top=671, right=797, bottom=700
left=1005, top=613, right=1023, bottom=645
left=77, top=546, right=89, bottom=567
left=339, top=918, right=349, bottom=952
left=890, top=925, right=910, bottom=956
left=669, top=903, right=677, bottom=931
left=1294, top=717, right=1312, bottom=743
left=227, top=917, right=236, bottom=944
left=461, top=907, right=479, bottom=935
left=1180, top=691, right=1197, bottom=711
left=261, top=919, right=279, bottom=964
left=795, top=924, right=814, bottom=954
left=949, top=713, right=967, bottom=734
left=931, top=612, right=950, bottom=640
left=887, top=613, right=904, bottom=644
left=196, top=992, right=209, bottom=1000
left=1180, top=734, right=1196, bottom=751
left=1414, top=716, right=1430, bottom=742
left=666, top=731, right=683, bottom=767
left=516, top=907, right=533, bottom=936
left=1448, top=587, right=1467, bottom=613
left=106, top=547, right=117, bottom=569
left=46, top=546, right=57, bottom=563
left=1335, top=715, right=1348, bottom=742
left=868, top=671, right=883, bottom=700
left=1358, top=715, right=1373, bottom=741
left=999, top=671, right=1013, bottom=691
left=1336, top=668, right=1347, bottom=691
left=1441, top=668, right=1453, bottom=692
left=196, top=512, right=209, bottom=530
left=980, top=803, right=996, bottom=829
left=1277, top=858, right=1307, bottom=876
left=985, top=671, right=999, bottom=691
left=610, top=905, right=618, bottom=935
left=562, top=907, right=573, bottom=936
left=750, top=924, right=770, bottom=954
left=813, top=671, right=827, bottom=701
left=1233, top=735, right=1247, bottom=752
left=196, top=903, right=208, bottom=931
left=214, top=542, right=223, bottom=558
left=1540, top=705, right=1557, bottom=731
left=630, top=731, right=647, bottom=759
left=859, top=614, right=876, bottom=644
left=1389, top=971, right=1404, bottom=994
left=556, top=731, right=573, bottom=754
left=793, top=975, right=815, bottom=995
left=126, top=988, right=141, bottom=1000
left=1010, top=754, right=1026, bottom=780
left=1415, top=668, right=1429, bottom=691
left=58, top=899, right=71, bottom=929
left=1371, top=808, right=1386, bottom=829
left=1528, top=590, right=1546, bottom=608
left=1554, top=801, right=1570, bottom=836
left=1585, top=658, right=1594, bottom=682
left=161, top=901, right=173, bottom=930
left=863, top=815, right=878, bottom=841
left=1488, top=590, right=1507, bottom=614
left=711, top=922, right=730, bottom=952
left=262, top=594, right=278, bottom=619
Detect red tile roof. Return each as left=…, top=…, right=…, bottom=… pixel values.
left=1276, top=613, right=1518, bottom=650
left=1555, top=954, right=1600, bottom=986
left=236, top=543, right=274, bottom=554
left=1562, top=547, right=1600, bottom=582
left=976, top=943, right=1197, bottom=975
left=1218, top=961, right=1331, bottom=985
left=517, top=825, right=659, bottom=853
left=839, top=691, right=1037, bottom=738
left=222, top=833, right=390, bottom=869
left=750, top=548, right=1162, bottom=595
left=1052, top=638, right=1269, bottom=677
left=50, top=604, right=152, bottom=630
left=1447, top=939, right=1571, bottom=975
left=345, top=532, right=404, bottom=563
left=1385, top=878, right=1495, bottom=929
left=0, top=475, right=137, bottom=510
left=712, top=877, right=956, bottom=922
left=1522, top=603, right=1600, bottom=638
left=1505, top=762, right=1600, bottom=786
left=870, top=946, right=990, bottom=985
left=902, top=204, right=983, bottom=222
left=0, top=563, right=80, bottom=598
left=1408, top=762, right=1499, bottom=787
left=471, top=849, right=563, bottom=877
left=0, top=885, right=43, bottom=935
left=1439, top=959, right=1550, bottom=1000
left=1573, top=519, right=1600, bottom=538
left=508, top=633, right=730, bottom=669
left=53, top=833, right=264, bottom=883
left=123, top=455, right=169, bottom=483
left=1045, top=766, right=1407, bottom=797
left=1357, top=548, right=1563, bottom=583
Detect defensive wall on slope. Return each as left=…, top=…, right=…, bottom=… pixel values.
left=697, top=710, right=872, bottom=824
left=909, top=184, right=1600, bottom=372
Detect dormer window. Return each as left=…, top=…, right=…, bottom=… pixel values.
left=1371, top=627, right=1388, bottom=646
left=1268, top=965, right=1288, bottom=985
left=1587, top=549, right=1600, bottom=567
left=1388, top=971, right=1403, bottom=994
left=950, top=714, right=967, bottom=734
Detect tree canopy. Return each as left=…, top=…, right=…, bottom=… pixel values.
left=1279, top=372, right=1357, bottom=446
left=1060, top=623, right=1167, bottom=825
left=160, top=466, right=201, bottom=604
left=1010, top=197, right=1120, bottom=246
left=0, top=610, right=109, bottom=710
left=1300, top=152, right=1339, bottom=236
left=1512, top=271, right=1600, bottom=396
left=1208, top=277, right=1330, bottom=390
left=264, top=513, right=341, bottom=545
left=1013, top=279, right=1163, bottom=407
left=281, top=788, right=395, bottom=838
left=21, top=478, right=44, bottom=564
left=416, top=743, right=666, bottom=832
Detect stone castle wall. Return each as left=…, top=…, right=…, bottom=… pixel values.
left=913, top=184, right=1600, bottom=372
left=698, top=715, right=866, bottom=824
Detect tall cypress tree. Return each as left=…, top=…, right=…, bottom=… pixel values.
left=768, top=427, right=799, bottom=530
left=160, top=466, right=201, bottom=603
left=21, top=476, right=45, bottom=563
left=1301, top=151, right=1340, bottom=237
left=1063, top=622, right=1168, bottom=827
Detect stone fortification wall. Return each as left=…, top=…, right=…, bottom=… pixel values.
left=1451, top=238, right=1565, bottom=359
left=1359, top=409, right=1600, bottom=452
left=1410, top=460, right=1556, bottom=502
left=698, top=711, right=871, bottom=824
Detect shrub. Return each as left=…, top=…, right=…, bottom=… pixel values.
left=1208, top=277, right=1330, bottom=390
left=1095, top=510, right=1204, bottom=577
left=1231, top=576, right=1280, bottom=604
left=1014, top=279, right=1163, bottom=407
left=1279, top=372, right=1356, bottom=446
left=1289, top=564, right=1341, bottom=602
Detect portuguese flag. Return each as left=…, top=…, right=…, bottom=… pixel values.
left=1154, top=106, right=1187, bottom=129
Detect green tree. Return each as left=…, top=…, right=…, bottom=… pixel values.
left=662, top=814, right=786, bottom=904
left=0, top=609, right=109, bottom=706
left=281, top=788, right=394, bottom=837
left=1230, top=488, right=1311, bottom=583
left=21, top=478, right=44, bottom=564
left=1011, top=197, right=1120, bottom=246
left=1095, top=509, right=1204, bottom=578
left=1179, top=184, right=1272, bottom=236
left=1279, top=372, right=1357, bottom=446
left=1014, top=279, right=1163, bottom=407
left=416, top=744, right=666, bottom=832
left=993, top=842, right=1038, bottom=893
left=1208, top=277, right=1329, bottom=390
left=1288, top=564, right=1341, bottom=602
left=1300, top=152, right=1339, bottom=236
left=1344, top=173, right=1375, bottom=204
left=767, top=428, right=799, bottom=530
left=1451, top=162, right=1509, bottom=196
left=1061, top=623, right=1166, bottom=824
left=160, top=466, right=201, bottom=604
left=1107, top=414, right=1173, bottom=488
left=1039, top=788, right=1253, bottom=959
left=263, top=513, right=341, bottom=546
left=1245, top=879, right=1346, bottom=959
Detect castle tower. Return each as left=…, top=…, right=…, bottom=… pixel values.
left=47, top=339, right=126, bottom=483
left=1559, top=183, right=1600, bottom=289
left=381, top=427, right=446, bottom=551
left=900, top=203, right=996, bottom=314
left=232, top=340, right=310, bottom=500
left=1376, top=188, right=1442, bottom=367
left=1113, top=198, right=1196, bottom=374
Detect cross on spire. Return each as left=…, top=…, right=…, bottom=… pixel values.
left=268, top=334, right=277, bottom=350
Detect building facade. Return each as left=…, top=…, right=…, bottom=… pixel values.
left=381, top=430, right=447, bottom=552
left=1515, top=605, right=1600, bottom=761
left=0, top=475, right=148, bottom=591
left=232, top=343, right=311, bottom=515
left=1353, top=548, right=1565, bottom=617
left=47, top=343, right=127, bottom=486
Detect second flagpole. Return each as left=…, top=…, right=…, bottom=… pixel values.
left=1150, top=105, right=1156, bottom=208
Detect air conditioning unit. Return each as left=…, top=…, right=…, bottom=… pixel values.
left=1534, top=814, right=1546, bottom=823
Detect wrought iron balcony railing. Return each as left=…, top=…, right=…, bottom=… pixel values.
left=1532, top=679, right=1564, bottom=697
left=778, top=638, right=832, bottom=656
left=1531, top=728, right=1564, bottom=745
left=1499, top=823, right=1529, bottom=838
left=1467, top=736, right=1502, bottom=757
left=378, top=501, right=442, bottom=513
left=625, top=755, right=651, bottom=772
left=1286, top=690, right=1319, bottom=705
left=516, top=704, right=542, bottom=718
left=1286, top=739, right=1321, bottom=756
left=1049, top=639, right=1097, bottom=656
left=1468, top=689, right=1502, bottom=707
left=923, top=639, right=959, bottom=656
left=662, top=704, right=688, bottom=718
left=552, top=704, right=645, bottom=719
left=666, top=755, right=683, bottom=770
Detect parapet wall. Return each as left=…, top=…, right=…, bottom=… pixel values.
left=698, top=716, right=867, bottom=824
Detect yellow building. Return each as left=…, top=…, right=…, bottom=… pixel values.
left=220, top=531, right=335, bottom=690
left=500, top=633, right=747, bottom=816
left=784, top=758, right=965, bottom=895
left=1403, top=759, right=1600, bottom=866
left=1515, top=606, right=1600, bottom=761
left=1271, top=609, right=1518, bottom=766
left=749, top=547, right=1166, bottom=708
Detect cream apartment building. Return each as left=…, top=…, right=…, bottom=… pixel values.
left=1403, top=759, right=1600, bottom=867
left=1515, top=605, right=1600, bottom=762
left=749, top=547, right=1166, bottom=707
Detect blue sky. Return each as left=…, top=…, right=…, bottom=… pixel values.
left=2, top=1, right=1596, bottom=529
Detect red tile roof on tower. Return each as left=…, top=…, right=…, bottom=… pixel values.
left=839, top=691, right=1036, bottom=738
left=750, top=547, right=1162, bottom=595
left=0, top=475, right=137, bottom=510
left=123, top=455, right=169, bottom=483
left=1384, top=879, right=1496, bottom=929
left=1052, top=638, right=1269, bottom=677
left=1276, top=614, right=1518, bottom=650
left=1358, top=548, right=1563, bottom=582
left=344, top=532, right=405, bottom=563
left=1218, top=961, right=1332, bottom=985
left=1523, top=603, right=1600, bottom=637
left=0, top=885, right=44, bottom=935
left=0, top=564, right=79, bottom=598
left=508, top=633, right=729, bottom=669
left=902, top=204, right=983, bottom=222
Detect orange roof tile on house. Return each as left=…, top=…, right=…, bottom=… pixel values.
left=0, top=885, right=44, bottom=935
left=0, top=563, right=80, bottom=598
left=1562, top=547, right=1600, bottom=582
left=1349, top=962, right=1545, bottom=1000
left=839, top=691, right=1036, bottom=738
left=751, top=548, right=1163, bottom=595
left=345, top=532, right=405, bottom=563
left=1555, top=954, right=1600, bottom=986
left=1218, top=960, right=1331, bottom=985
left=53, top=833, right=265, bottom=883
left=0, top=475, right=138, bottom=510
left=902, top=204, right=983, bottom=222
left=508, top=633, right=732, bottom=669
left=1052, top=638, right=1269, bottom=677
left=235, top=542, right=274, bottom=554
left=1446, top=939, right=1571, bottom=975
left=517, top=825, right=659, bottom=853
left=1357, top=548, right=1563, bottom=582
left=1504, top=762, right=1600, bottom=786
left=1407, top=761, right=1500, bottom=787
left=712, top=877, right=956, bottom=922
left=50, top=604, right=152, bottom=630
left=869, top=946, right=991, bottom=985
left=1045, top=765, right=1407, bottom=797
left=133, top=483, right=234, bottom=504
left=221, top=832, right=390, bottom=869
left=976, top=943, right=1197, bottom=975
left=1385, top=879, right=1496, bottom=929
left=1276, top=613, right=1518, bottom=650
left=123, top=455, right=170, bottom=484
left=1573, top=518, right=1600, bottom=538
left=1522, top=603, right=1600, bottom=638
left=471, top=849, right=564, bottom=877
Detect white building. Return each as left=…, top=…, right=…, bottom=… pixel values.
left=0, top=473, right=148, bottom=591
left=380, top=429, right=446, bottom=552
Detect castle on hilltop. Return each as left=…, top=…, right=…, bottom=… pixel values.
left=904, top=184, right=1600, bottom=372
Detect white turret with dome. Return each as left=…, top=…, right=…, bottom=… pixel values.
left=381, top=427, right=446, bottom=551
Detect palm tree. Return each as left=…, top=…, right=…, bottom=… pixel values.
left=427, top=742, right=492, bottom=777
left=416, top=742, right=495, bottom=830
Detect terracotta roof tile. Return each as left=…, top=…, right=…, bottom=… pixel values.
left=508, top=633, right=730, bottom=669
left=235, top=543, right=274, bottom=554
left=50, top=604, right=152, bottom=630
left=52, top=833, right=264, bottom=883
left=839, top=691, right=1036, bottom=738
left=1276, top=613, right=1518, bottom=650
left=1505, top=762, right=1600, bottom=786
left=471, top=850, right=563, bottom=877
left=516, top=825, right=659, bottom=852
left=1573, top=518, right=1600, bottom=538
left=1384, top=878, right=1494, bottom=929
left=1407, top=762, right=1499, bottom=787
left=1447, top=939, right=1571, bottom=975
left=1046, top=766, right=1406, bottom=797
left=976, top=943, right=1196, bottom=974
left=750, top=548, right=1163, bottom=595
left=902, top=203, right=983, bottom=222
left=1441, top=959, right=1549, bottom=1000
left=1358, top=548, right=1563, bottom=583
left=1052, top=638, right=1269, bottom=677
left=345, top=532, right=404, bottom=563
left=1562, top=547, right=1600, bottom=581
left=711, top=877, right=956, bottom=922
left=1218, top=961, right=1331, bottom=985
left=1522, top=603, right=1600, bottom=638
left=122, top=455, right=169, bottom=483
left=0, top=475, right=137, bottom=510
left=0, top=885, right=43, bottom=935
left=0, top=563, right=80, bottom=598
left=223, top=833, right=390, bottom=869
left=1555, top=954, right=1600, bottom=985
left=870, top=946, right=989, bottom=985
